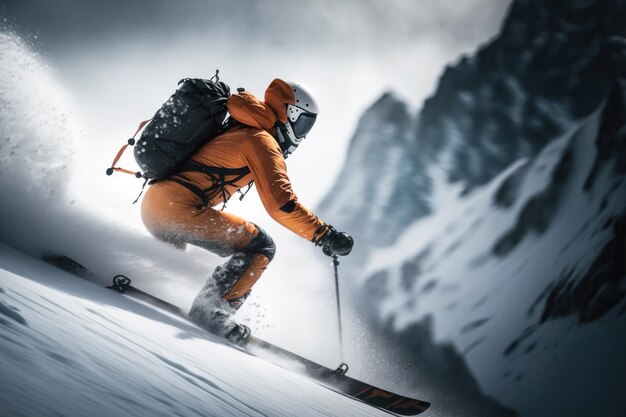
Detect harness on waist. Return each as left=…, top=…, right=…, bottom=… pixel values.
left=169, top=160, right=254, bottom=210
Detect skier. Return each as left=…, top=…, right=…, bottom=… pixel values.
left=140, top=79, right=353, bottom=339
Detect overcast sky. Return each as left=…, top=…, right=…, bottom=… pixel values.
left=1, top=0, right=512, bottom=219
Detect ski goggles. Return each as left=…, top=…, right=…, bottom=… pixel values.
left=291, top=112, right=317, bottom=139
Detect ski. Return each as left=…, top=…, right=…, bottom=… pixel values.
left=44, top=256, right=431, bottom=416
left=246, top=336, right=431, bottom=416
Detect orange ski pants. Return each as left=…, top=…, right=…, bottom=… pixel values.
left=141, top=181, right=275, bottom=306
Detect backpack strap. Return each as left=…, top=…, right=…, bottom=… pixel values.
left=169, top=177, right=211, bottom=208
left=106, top=118, right=152, bottom=177
left=171, top=160, right=251, bottom=210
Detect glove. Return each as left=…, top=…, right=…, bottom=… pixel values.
left=313, top=225, right=354, bottom=257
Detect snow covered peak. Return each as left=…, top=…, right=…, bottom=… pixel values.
left=317, top=1, right=626, bottom=416
left=364, top=80, right=626, bottom=417
left=357, top=92, right=412, bottom=130
left=317, top=91, right=430, bottom=261
left=319, top=0, right=625, bottom=257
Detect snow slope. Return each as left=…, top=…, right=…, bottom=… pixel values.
left=0, top=243, right=388, bottom=417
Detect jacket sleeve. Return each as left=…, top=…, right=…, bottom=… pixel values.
left=241, top=131, right=325, bottom=241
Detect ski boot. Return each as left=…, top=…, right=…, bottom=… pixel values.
left=210, top=309, right=251, bottom=345
left=221, top=293, right=252, bottom=344
left=189, top=294, right=252, bottom=345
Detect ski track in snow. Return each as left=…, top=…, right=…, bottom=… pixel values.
left=0, top=244, right=387, bottom=417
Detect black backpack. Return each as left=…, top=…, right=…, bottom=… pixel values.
left=107, top=72, right=231, bottom=180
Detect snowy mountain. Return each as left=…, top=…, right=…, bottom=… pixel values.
left=365, top=87, right=626, bottom=417
left=317, top=93, right=430, bottom=253
left=318, top=0, right=626, bottom=257
left=417, top=0, right=625, bottom=192
left=318, top=1, right=626, bottom=416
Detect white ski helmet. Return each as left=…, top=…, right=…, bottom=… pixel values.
left=275, top=81, right=319, bottom=157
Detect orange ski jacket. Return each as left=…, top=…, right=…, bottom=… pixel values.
left=170, top=79, right=325, bottom=241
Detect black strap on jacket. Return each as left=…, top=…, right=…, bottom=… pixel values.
left=170, top=160, right=251, bottom=210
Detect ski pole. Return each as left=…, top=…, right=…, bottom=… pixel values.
left=332, top=255, right=349, bottom=375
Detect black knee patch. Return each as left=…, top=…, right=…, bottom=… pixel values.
left=243, top=226, right=276, bottom=261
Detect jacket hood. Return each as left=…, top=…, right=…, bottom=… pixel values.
left=226, top=79, right=296, bottom=131
left=264, top=78, right=296, bottom=124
